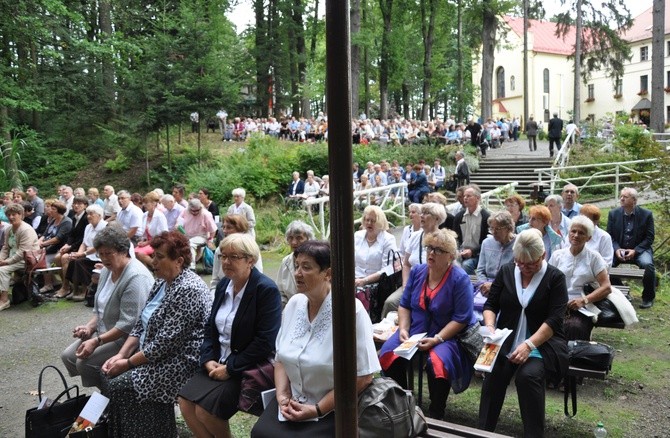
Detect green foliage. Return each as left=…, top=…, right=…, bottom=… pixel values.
left=104, top=151, right=131, bottom=173
left=613, top=124, right=658, bottom=160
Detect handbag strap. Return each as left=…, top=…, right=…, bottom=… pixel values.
left=38, top=365, right=69, bottom=402
left=48, top=384, right=81, bottom=415
left=563, top=375, right=577, bottom=417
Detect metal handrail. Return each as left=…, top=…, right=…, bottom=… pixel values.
left=535, top=158, right=658, bottom=199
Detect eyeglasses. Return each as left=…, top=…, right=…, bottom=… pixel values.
left=190, top=209, right=201, bottom=214
left=424, top=245, right=448, bottom=255
left=218, top=253, right=248, bottom=261
left=489, top=226, right=506, bottom=232
left=515, top=258, right=542, bottom=269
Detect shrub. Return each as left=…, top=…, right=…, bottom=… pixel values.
left=104, top=151, right=132, bottom=172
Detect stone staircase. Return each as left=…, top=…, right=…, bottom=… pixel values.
left=470, top=156, right=553, bottom=197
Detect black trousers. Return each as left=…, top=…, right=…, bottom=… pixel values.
left=479, top=357, right=546, bottom=437
left=549, top=137, right=561, bottom=152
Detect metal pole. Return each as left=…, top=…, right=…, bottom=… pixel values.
left=325, top=0, right=357, bottom=436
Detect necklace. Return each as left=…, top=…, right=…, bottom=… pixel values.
left=365, top=233, right=377, bottom=244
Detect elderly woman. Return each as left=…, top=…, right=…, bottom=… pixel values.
left=38, top=200, right=73, bottom=293
left=399, top=203, right=422, bottom=258
left=226, top=188, right=256, bottom=238
left=354, top=206, right=398, bottom=321
left=61, top=226, right=153, bottom=387
left=251, top=241, right=380, bottom=437
left=474, top=211, right=516, bottom=315
left=0, top=203, right=39, bottom=310
left=88, top=188, right=105, bottom=208
left=277, top=220, right=315, bottom=306
left=211, top=215, right=263, bottom=290
left=56, top=205, right=108, bottom=301
left=516, top=205, right=563, bottom=261
left=579, top=204, right=613, bottom=267
left=380, top=229, right=476, bottom=420
left=504, top=194, right=528, bottom=229
left=548, top=216, right=611, bottom=340
left=544, top=195, right=571, bottom=239
left=354, top=174, right=372, bottom=210
left=179, top=233, right=282, bottom=437
left=101, top=231, right=212, bottom=437
left=479, top=229, right=569, bottom=436
left=134, top=191, right=169, bottom=267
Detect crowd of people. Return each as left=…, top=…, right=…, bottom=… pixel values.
left=0, top=164, right=656, bottom=436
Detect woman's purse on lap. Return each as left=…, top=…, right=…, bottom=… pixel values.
left=25, top=365, right=90, bottom=438
left=238, top=358, right=275, bottom=416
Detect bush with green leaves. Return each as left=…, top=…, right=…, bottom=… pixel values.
left=104, top=151, right=132, bottom=173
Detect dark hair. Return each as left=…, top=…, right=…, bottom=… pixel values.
left=173, top=184, right=185, bottom=196
left=73, top=195, right=89, bottom=206
left=294, top=240, right=330, bottom=271
left=150, top=231, right=192, bottom=268
left=21, top=201, right=34, bottom=212
left=51, top=200, right=67, bottom=215
left=93, top=224, right=131, bottom=254
left=131, top=193, right=143, bottom=205
left=199, top=187, right=210, bottom=198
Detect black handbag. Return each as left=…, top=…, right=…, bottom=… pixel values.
left=456, top=323, right=485, bottom=363
left=238, top=359, right=276, bottom=416
left=584, top=284, right=623, bottom=325
left=568, top=340, right=614, bottom=372
left=372, top=250, right=403, bottom=322
left=25, top=365, right=91, bottom=438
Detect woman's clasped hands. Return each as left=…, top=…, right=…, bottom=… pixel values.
left=204, top=360, right=230, bottom=381
left=278, top=396, right=319, bottom=421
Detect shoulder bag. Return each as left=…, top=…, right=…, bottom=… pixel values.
left=25, top=365, right=90, bottom=438
left=456, top=323, right=485, bottom=363
left=372, top=250, right=403, bottom=322
left=358, top=377, right=426, bottom=438
left=238, top=358, right=276, bottom=417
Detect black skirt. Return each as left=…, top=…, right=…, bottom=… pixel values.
left=251, top=398, right=336, bottom=438
left=178, top=369, right=241, bottom=420
left=67, top=257, right=97, bottom=286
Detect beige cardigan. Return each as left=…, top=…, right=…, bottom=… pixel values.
left=0, top=222, right=39, bottom=265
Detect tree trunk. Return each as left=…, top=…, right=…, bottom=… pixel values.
left=573, top=0, right=583, bottom=123
left=480, top=0, right=496, bottom=121
left=402, top=82, right=410, bottom=119
left=350, top=0, right=361, bottom=116
left=420, top=0, right=436, bottom=121
left=378, top=0, right=393, bottom=120
left=363, top=41, right=370, bottom=117
left=100, top=0, right=115, bottom=120
left=310, top=0, right=319, bottom=63
left=456, top=0, right=464, bottom=122
left=255, top=0, right=269, bottom=117
left=292, top=0, right=309, bottom=118
left=650, top=0, right=665, bottom=132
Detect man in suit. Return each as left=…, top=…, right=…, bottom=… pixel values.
left=525, top=116, right=538, bottom=151
left=452, top=185, right=491, bottom=275
left=548, top=113, right=564, bottom=158
left=606, top=187, right=656, bottom=308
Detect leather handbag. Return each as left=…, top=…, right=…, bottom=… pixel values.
left=568, top=340, right=615, bottom=372
left=25, top=365, right=90, bottom=438
left=456, top=323, right=485, bottom=363
left=238, top=358, right=275, bottom=416
left=372, top=251, right=403, bottom=322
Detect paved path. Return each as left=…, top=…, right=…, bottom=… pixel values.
left=484, top=137, right=554, bottom=159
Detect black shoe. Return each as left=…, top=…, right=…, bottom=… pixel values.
left=639, top=300, right=654, bottom=309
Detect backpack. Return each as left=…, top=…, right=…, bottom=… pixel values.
left=358, top=377, right=427, bottom=438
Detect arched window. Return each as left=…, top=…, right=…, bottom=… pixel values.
left=510, top=75, right=516, bottom=91
left=543, top=69, right=550, bottom=93
left=496, top=67, right=505, bottom=98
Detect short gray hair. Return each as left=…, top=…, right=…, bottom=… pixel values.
left=161, top=194, right=175, bottom=203
left=86, top=204, right=104, bottom=216
left=93, top=224, right=131, bottom=254
left=622, top=187, right=638, bottom=201
left=285, top=220, right=315, bottom=240
left=488, top=210, right=514, bottom=231
left=232, top=188, right=246, bottom=198
left=117, top=190, right=130, bottom=198
left=544, top=194, right=563, bottom=206
left=188, top=198, right=203, bottom=210
left=513, top=229, right=545, bottom=262
left=421, top=202, right=447, bottom=225
left=570, top=215, right=594, bottom=238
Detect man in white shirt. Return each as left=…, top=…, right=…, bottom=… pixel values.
left=116, top=190, right=143, bottom=242
left=102, top=185, right=121, bottom=221
left=431, top=159, right=446, bottom=189
left=161, top=194, right=185, bottom=230
left=62, top=186, right=74, bottom=216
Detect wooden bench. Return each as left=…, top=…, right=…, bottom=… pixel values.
left=609, top=266, right=644, bottom=281
left=425, top=418, right=511, bottom=437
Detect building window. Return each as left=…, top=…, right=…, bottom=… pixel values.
left=640, top=75, right=649, bottom=92
left=496, top=67, right=505, bottom=98
left=615, top=79, right=622, bottom=95
left=510, top=75, right=515, bottom=91
left=667, top=70, right=670, bottom=87
left=543, top=69, right=550, bottom=93
left=588, top=84, right=594, bottom=99
left=640, top=46, right=649, bottom=61
left=667, top=41, right=670, bottom=57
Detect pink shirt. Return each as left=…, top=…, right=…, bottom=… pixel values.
left=179, top=209, right=217, bottom=239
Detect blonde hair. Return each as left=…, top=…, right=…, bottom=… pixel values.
left=423, top=229, right=459, bottom=258
left=220, top=233, right=260, bottom=264
left=362, top=205, right=390, bottom=231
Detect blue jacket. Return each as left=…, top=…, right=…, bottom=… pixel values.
left=606, top=206, right=654, bottom=254
left=287, top=179, right=305, bottom=197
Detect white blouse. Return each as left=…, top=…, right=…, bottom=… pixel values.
left=405, top=230, right=427, bottom=268
left=276, top=293, right=381, bottom=405
left=353, top=230, right=397, bottom=279
left=548, top=247, right=608, bottom=301
left=586, top=226, right=614, bottom=267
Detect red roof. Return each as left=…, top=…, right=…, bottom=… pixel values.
left=505, top=16, right=576, bottom=56
left=622, top=6, right=670, bottom=42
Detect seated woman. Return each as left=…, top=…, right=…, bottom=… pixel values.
left=227, top=188, right=256, bottom=237
left=380, top=229, right=476, bottom=420
left=52, top=196, right=89, bottom=298
left=134, top=191, right=168, bottom=267
left=544, top=195, right=571, bottom=239
left=354, top=174, right=372, bottom=210
left=579, top=204, right=613, bottom=267
left=61, top=226, right=153, bottom=387
left=251, top=241, right=381, bottom=438
left=479, top=229, right=569, bottom=437
left=210, top=214, right=263, bottom=290
left=408, top=164, right=430, bottom=203
left=38, top=200, right=73, bottom=294
left=179, top=233, right=282, bottom=438
left=0, top=203, right=39, bottom=311
left=548, top=216, right=611, bottom=340
left=58, top=205, right=108, bottom=301
left=101, top=231, right=212, bottom=437
left=516, top=205, right=563, bottom=261
left=277, top=220, right=314, bottom=306
left=474, top=211, right=516, bottom=317
left=354, top=205, right=398, bottom=322
left=504, top=194, right=528, bottom=229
